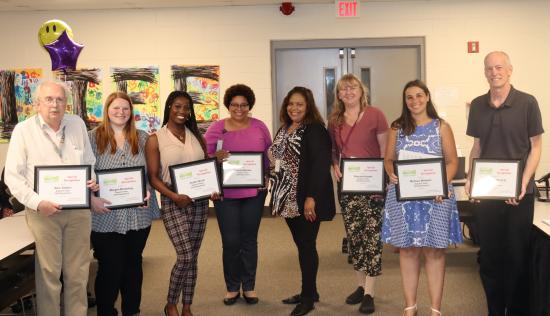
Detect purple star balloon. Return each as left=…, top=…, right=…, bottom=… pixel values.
left=43, top=30, right=84, bottom=71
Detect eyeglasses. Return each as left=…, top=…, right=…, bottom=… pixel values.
left=340, top=85, right=360, bottom=91
left=229, top=103, right=250, bottom=109
left=41, top=97, right=66, bottom=105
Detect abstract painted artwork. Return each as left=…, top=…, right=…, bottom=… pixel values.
left=171, top=65, right=220, bottom=122
left=57, top=68, right=103, bottom=129
left=111, top=66, right=161, bottom=134
left=0, top=68, right=42, bottom=142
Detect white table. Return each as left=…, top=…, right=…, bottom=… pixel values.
left=0, top=211, right=34, bottom=261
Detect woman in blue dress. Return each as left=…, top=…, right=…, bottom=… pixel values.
left=382, top=80, right=462, bottom=316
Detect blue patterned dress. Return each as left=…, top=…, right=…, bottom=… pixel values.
left=381, top=119, right=462, bottom=248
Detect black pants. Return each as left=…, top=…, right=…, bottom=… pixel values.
left=214, top=191, right=266, bottom=292
left=286, top=216, right=320, bottom=303
left=475, top=195, right=534, bottom=316
left=91, top=226, right=151, bottom=316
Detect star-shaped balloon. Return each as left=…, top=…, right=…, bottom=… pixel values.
left=43, top=30, right=84, bottom=71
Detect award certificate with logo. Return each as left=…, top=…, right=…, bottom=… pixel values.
left=169, top=158, right=221, bottom=200
left=96, top=167, right=146, bottom=209
left=222, top=152, right=264, bottom=188
left=34, top=165, right=91, bottom=209
left=470, top=159, right=521, bottom=200
left=340, top=158, right=385, bottom=194
left=394, top=158, right=448, bottom=201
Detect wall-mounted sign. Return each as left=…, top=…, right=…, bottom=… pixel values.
left=336, top=0, right=359, bottom=18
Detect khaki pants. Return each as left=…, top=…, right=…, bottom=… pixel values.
left=26, top=209, right=91, bottom=316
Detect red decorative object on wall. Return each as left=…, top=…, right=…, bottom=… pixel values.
left=280, top=2, right=295, bottom=15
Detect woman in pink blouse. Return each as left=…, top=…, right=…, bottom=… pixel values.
left=204, top=84, right=272, bottom=305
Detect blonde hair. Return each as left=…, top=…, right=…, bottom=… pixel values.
left=328, top=74, right=370, bottom=126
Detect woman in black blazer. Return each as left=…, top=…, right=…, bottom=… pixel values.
left=269, top=86, right=336, bottom=316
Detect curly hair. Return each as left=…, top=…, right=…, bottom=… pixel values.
left=223, top=84, right=256, bottom=110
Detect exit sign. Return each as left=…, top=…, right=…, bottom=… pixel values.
left=336, top=0, right=359, bottom=18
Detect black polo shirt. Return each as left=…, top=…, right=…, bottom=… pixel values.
left=467, top=86, right=544, bottom=193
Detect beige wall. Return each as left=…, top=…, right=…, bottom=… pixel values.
left=0, top=1, right=549, bottom=174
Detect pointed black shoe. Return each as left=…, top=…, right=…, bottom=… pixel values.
left=358, top=294, right=375, bottom=314
left=345, top=286, right=365, bottom=305
left=223, top=292, right=240, bottom=305
left=282, top=293, right=320, bottom=304
left=290, top=302, right=315, bottom=316
left=243, top=292, right=259, bottom=305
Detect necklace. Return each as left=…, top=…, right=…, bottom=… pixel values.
left=169, top=127, right=186, bottom=142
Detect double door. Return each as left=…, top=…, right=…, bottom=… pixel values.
left=272, top=38, right=425, bottom=129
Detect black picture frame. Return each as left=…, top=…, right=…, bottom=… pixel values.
left=221, top=152, right=265, bottom=188
left=34, top=165, right=91, bottom=209
left=169, top=158, right=221, bottom=200
left=470, top=158, right=521, bottom=200
left=95, top=166, right=146, bottom=210
left=394, top=158, right=448, bottom=201
left=339, top=158, right=385, bottom=194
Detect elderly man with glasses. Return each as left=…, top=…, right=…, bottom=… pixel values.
left=5, top=81, right=103, bottom=316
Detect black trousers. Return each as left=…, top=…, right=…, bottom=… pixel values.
left=91, top=226, right=151, bottom=316
left=214, top=192, right=266, bottom=292
left=286, top=216, right=320, bottom=303
left=475, top=195, right=534, bottom=316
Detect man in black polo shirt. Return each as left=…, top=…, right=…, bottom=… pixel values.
left=466, top=51, right=543, bottom=316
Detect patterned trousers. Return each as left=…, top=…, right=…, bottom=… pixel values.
left=340, top=193, right=384, bottom=276
left=161, top=195, right=208, bottom=305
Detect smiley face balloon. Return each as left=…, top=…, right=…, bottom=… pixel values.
left=38, top=19, right=74, bottom=46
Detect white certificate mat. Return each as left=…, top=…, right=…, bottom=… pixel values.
left=395, top=158, right=447, bottom=201
left=470, top=159, right=521, bottom=200
left=34, top=165, right=91, bottom=209
left=222, top=152, right=264, bottom=188
left=96, top=167, right=146, bottom=209
left=169, top=158, right=221, bottom=200
left=340, top=158, right=385, bottom=193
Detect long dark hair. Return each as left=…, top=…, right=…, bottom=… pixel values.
left=162, top=91, right=207, bottom=156
left=391, top=79, right=440, bottom=136
left=280, top=86, right=325, bottom=127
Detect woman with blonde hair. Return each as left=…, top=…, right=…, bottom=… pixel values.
left=89, top=91, right=159, bottom=316
left=328, top=74, right=389, bottom=314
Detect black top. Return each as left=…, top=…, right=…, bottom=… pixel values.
left=467, top=86, right=544, bottom=193
left=296, top=123, right=336, bottom=221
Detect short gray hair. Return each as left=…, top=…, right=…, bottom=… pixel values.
left=484, top=51, right=512, bottom=68
left=34, top=81, right=70, bottom=105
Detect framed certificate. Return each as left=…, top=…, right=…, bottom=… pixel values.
left=470, top=159, right=521, bottom=200
left=96, top=166, right=146, bottom=210
left=34, top=165, right=91, bottom=209
left=340, top=158, right=385, bottom=194
left=394, top=158, right=448, bottom=201
left=222, top=152, right=264, bottom=188
left=169, top=158, right=221, bottom=200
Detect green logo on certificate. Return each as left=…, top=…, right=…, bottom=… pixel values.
left=348, top=166, right=360, bottom=172
left=103, top=178, right=117, bottom=186
left=228, top=160, right=241, bottom=166
left=403, top=170, right=416, bottom=176
left=179, top=171, right=192, bottom=179
left=480, top=167, right=493, bottom=175
left=44, top=175, right=59, bottom=183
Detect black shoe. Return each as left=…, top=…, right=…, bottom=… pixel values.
left=359, top=295, right=375, bottom=314
left=290, top=302, right=315, bottom=316
left=223, top=292, right=240, bottom=305
left=243, top=293, right=259, bottom=305
left=282, top=293, right=320, bottom=304
left=347, top=254, right=353, bottom=264
left=345, top=286, right=364, bottom=305
left=342, top=237, right=348, bottom=253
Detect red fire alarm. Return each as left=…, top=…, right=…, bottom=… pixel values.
left=280, top=2, right=295, bottom=15
left=468, top=41, right=479, bottom=53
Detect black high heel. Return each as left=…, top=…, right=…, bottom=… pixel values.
left=164, top=305, right=168, bottom=316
